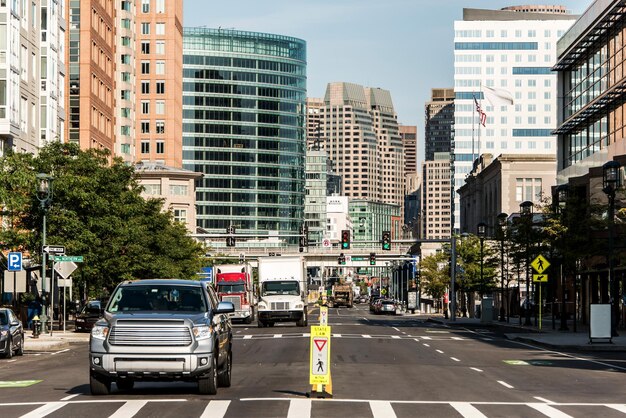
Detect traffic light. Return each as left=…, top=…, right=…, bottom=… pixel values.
left=226, top=226, right=236, bottom=247
left=338, top=253, right=346, bottom=265
left=341, top=229, right=350, bottom=249
left=369, top=252, right=376, bottom=266
left=382, top=230, right=391, bottom=251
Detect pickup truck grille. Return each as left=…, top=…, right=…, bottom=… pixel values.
left=271, top=302, right=289, bottom=310
left=109, top=324, right=192, bottom=346
left=223, top=296, right=241, bottom=310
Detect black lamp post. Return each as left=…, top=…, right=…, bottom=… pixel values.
left=520, top=200, right=533, bottom=326
left=602, top=161, right=622, bottom=337
left=477, top=222, right=487, bottom=305
left=497, top=213, right=508, bottom=322
left=35, top=173, right=54, bottom=328
left=555, top=184, right=569, bottom=331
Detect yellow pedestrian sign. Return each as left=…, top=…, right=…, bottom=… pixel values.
left=531, top=255, right=550, bottom=273
left=533, top=274, right=548, bottom=283
left=310, top=326, right=331, bottom=385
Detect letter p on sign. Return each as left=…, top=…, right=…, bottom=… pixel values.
left=8, top=252, right=22, bottom=271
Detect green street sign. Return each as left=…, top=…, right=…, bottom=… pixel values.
left=53, top=255, right=84, bottom=262
left=351, top=257, right=365, bottom=261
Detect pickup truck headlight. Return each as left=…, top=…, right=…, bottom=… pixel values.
left=294, top=303, right=303, bottom=309
left=193, top=325, right=213, bottom=340
left=91, top=325, right=109, bottom=340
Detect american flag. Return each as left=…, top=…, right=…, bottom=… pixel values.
left=474, top=96, right=486, bottom=127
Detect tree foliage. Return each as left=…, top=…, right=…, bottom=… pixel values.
left=0, top=142, right=205, bottom=297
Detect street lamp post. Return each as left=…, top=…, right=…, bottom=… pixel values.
left=555, top=184, right=569, bottom=331
left=35, top=173, right=54, bottom=330
left=520, top=200, right=533, bottom=326
left=477, top=222, right=487, bottom=317
left=497, top=213, right=508, bottom=322
left=602, top=161, right=621, bottom=337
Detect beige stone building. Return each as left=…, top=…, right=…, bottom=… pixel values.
left=306, top=97, right=324, bottom=149
left=458, top=153, right=556, bottom=235
left=400, top=125, right=417, bottom=175
left=422, top=153, right=451, bottom=240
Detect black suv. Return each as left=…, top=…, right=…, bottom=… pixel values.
left=89, top=279, right=234, bottom=395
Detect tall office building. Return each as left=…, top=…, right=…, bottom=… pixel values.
left=115, top=0, right=137, bottom=163
left=425, top=88, right=454, bottom=161
left=318, top=82, right=404, bottom=216
left=422, top=152, right=452, bottom=239
left=306, top=97, right=324, bottom=149
left=135, top=0, right=183, bottom=167
left=400, top=125, right=417, bottom=175
left=304, top=149, right=332, bottom=246
left=181, top=28, right=307, bottom=242
left=66, top=1, right=116, bottom=152
left=0, top=0, right=42, bottom=156
left=452, top=7, right=576, bottom=230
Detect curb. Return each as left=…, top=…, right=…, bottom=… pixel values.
left=509, top=335, right=626, bottom=352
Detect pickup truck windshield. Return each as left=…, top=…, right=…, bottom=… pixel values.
left=261, top=281, right=300, bottom=296
left=107, top=285, right=207, bottom=313
left=217, top=283, right=245, bottom=293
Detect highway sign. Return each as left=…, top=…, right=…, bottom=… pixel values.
left=310, top=326, right=331, bottom=385
left=43, top=245, right=65, bottom=254
left=531, top=255, right=550, bottom=273
left=53, top=255, right=83, bottom=262
left=7, top=252, right=22, bottom=271
left=533, top=274, right=548, bottom=283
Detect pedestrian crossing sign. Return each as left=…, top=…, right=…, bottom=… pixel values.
left=310, top=326, right=331, bottom=385
left=531, top=255, right=550, bottom=273
left=533, top=274, right=548, bottom=283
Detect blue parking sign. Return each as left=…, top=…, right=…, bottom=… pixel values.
left=8, top=252, right=22, bottom=271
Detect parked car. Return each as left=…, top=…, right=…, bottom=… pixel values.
left=375, top=299, right=397, bottom=315
left=75, top=301, right=104, bottom=332
left=89, top=279, right=235, bottom=395
left=0, top=308, right=24, bottom=358
left=369, top=296, right=382, bottom=313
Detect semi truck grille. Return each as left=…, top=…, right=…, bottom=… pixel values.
left=271, top=302, right=289, bottom=310
left=109, top=324, right=192, bottom=346
left=223, top=296, right=241, bottom=310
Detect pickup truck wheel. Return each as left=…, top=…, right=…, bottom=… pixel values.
left=198, top=354, right=218, bottom=395
left=116, top=378, right=134, bottom=391
left=90, top=373, right=111, bottom=395
left=217, top=349, right=232, bottom=387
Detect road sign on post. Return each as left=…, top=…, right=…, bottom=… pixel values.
left=309, top=325, right=332, bottom=397
left=531, top=255, right=550, bottom=273
left=53, top=255, right=83, bottom=263
left=43, top=245, right=65, bottom=254
left=7, top=252, right=22, bottom=271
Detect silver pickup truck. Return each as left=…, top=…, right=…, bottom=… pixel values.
left=89, top=279, right=234, bottom=395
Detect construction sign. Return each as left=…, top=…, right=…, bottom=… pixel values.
left=310, top=325, right=331, bottom=385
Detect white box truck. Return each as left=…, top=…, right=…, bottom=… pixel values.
left=257, top=256, right=308, bottom=327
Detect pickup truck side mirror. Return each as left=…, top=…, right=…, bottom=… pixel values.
left=215, top=301, right=235, bottom=314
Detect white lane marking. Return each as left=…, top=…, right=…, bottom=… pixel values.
left=7, top=359, right=16, bottom=363
left=370, top=400, right=397, bottom=418
left=452, top=337, right=464, bottom=340
left=200, top=400, right=231, bottom=418
left=450, top=357, right=461, bottom=362
left=60, top=394, right=80, bottom=401
left=303, top=333, right=310, bottom=337
left=413, top=338, right=420, bottom=342
left=436, top=349, right=444, bottom=354
left=607, top=404, right=626, bottom=414
left=273, top=334, right=282, bottom=338
left=21, top=402, right=67, bottom=418
left=470, top=367, right=483, bottom=372
left=287, top=399, right=311, bottom=418
left=450, top=402, right=488, bottom=418
left=423, top=343, right=430, bottom=347
left=534, top=397, right=555, bottom=403
left=392, top=327, right=400, bottom=332
left=109, top=400, right=148, bottom=418
left=335, top=334, right=342, bottom=338
left=51, top=348, right=70, bottom=355
left=528, top=403, right=573, bottom=418
left=392, top=336, right=401, bottom=339
left=422, top=336, right=432, bottom=340
left=243, top=335, right=252, bottom=339
left=497, top=381, right=514, bottom=389
left=362, top=335, right=372, bottom=338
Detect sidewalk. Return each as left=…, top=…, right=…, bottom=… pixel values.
left=23, top=329, right=90, bottom=352
left=426, top=315, right=626, bottom=352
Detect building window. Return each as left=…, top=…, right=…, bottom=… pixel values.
left=156, top=41, right=165, bottom=54
left=156, top=0, right=165, bottom=13
left=141, top=61, right=150, bottom=74
left=143, top=184, right=161, bottom=195
left=156, top=23, right=165, bottom=35
left=141, top=80, right=150, bottom=94
left=155, top=60, right=165, bottom=74
left=141, top=101, right=150, bottom=114
left=141, top=0, right=150, bottom=13
left=120, top=125, right=130, bottom=136
left=141, top=141, right=150, bottom=154
left=121, top=54, right=131, bottom=65
left=121, top=72, right=131, bottom=82
left=121, top=90, right=130, bottom=100
left=121, top=107, right=131, bottom=118
left=156, top=120, right=165, bottom=133
left=156, top=141, right=164, bottom=154
left=141, top=120, right=150, bottom=134
left=121, top=36, right=131, bottom=47
left=169, top=184, right=188, bottom=196
left=156, top=81, right=165, bottom=94
left=141, top=41, right=150, bottom=54
left=121, top=19, right=131, bottom=29
left=155, top=100, right=165, bottom=114
left=141, top=22, right=150, bottom=35
left=173, top=209, right=187, bottom=224
left=121, top=1, right=131, bottom=11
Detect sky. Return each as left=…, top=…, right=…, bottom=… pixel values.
left=184, top=0, right=592, bottom=163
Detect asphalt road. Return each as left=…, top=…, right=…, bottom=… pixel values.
left=0, top=304, right=625, bottom=417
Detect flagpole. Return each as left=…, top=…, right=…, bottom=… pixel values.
left=477, top=82, right=482, bottom=162
left=472, top=91, right=475, bottom=165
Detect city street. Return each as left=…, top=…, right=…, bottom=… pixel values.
left=0, top=304, right=625, bottom=417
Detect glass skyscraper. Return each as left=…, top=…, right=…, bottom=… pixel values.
left=182, top=28, right=307, bottom=243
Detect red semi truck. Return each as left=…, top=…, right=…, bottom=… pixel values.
left=215, top=264, right=255, bottom=323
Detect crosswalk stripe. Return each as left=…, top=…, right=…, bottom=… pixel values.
left=20, top=402, right=66, bottom=418
left=287, top=399, right=311, bottom=418
left=528, top=403, right=573, bottom=418
left=200, top=400, right=231, bottom=418
left=451, top=402, right=488, bottom=417
left=335, top=334, right=342, bottom=338
left=109, top=400, right=148, bottom=418
left=274, top=334, right=282, bottom=338
left=392, top=336, right=401, bottom=339
left=243, top=335, right=252, bottom=339
left=370, top=401, right=397, bottom=418
left=422, top=336, right=432, bottom=340
left=607, top=404, right=626, bottom=414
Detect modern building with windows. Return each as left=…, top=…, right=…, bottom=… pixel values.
left=181, top=28, right=307, bottom=243
left=305, top=148, right=333, bottom=246
left=425, top=88, right=454, bottom=161
left=349, top=199, right=401, bottom=250
left=453, top=7, right=576, bottom=230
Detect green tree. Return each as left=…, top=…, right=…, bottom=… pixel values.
left=0, top=142, right=205, bottom=297
left=418, top=252, right=449, bottom=300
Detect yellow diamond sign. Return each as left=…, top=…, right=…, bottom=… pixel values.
left=531, top=255, right=550, bottom=273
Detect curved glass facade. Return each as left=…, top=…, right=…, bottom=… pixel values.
left=182, top=28, right=307, bottom=242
